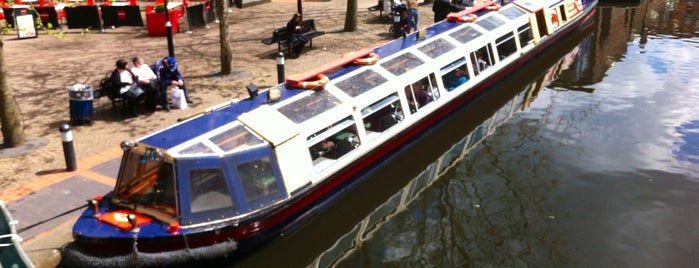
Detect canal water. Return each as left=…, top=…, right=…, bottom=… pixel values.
left=234, top=0, right=699, bottom=267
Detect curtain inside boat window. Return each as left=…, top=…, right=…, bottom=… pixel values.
left=334, top=69, right=388, bottom=98
left=517, top=24, right=533, bottom=47
left=360, top=94, right=404, bottom=139
left=188, top=168, right=234, bottom=214
left=114, top=153, right=177, bottom=217
left=417, top=38, right=455, bottom=59
left=405, top=73, right=438, bottom=114
left=499, top=4, right=527, bottom=20
left=380, top=52, right=424, bottom=76
left=448, top=25, right=483, bottom=44
left=210, top=124, right=265, bottom=153
left=474, top=15, right=506, bottom=31
left=277, top=90, right=342, bottom=124
left=495, top=32, right=517, bottom=60
left=440, top=58, right=471, bottom=92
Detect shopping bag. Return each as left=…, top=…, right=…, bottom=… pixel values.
left=171, top=86, right=188, bottom=109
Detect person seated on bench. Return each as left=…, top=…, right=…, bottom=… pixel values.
left=111, top=59, right=144, bottom=117
left=159, top=57, right=193, bottom=104
left=131, top=56, right=167, bottom=111
left=286, top=13, right=309, bottom=57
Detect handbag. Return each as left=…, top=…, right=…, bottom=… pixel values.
left=124, top=84, right=144, bottom=99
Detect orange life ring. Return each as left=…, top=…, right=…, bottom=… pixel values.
left=286, top=74, right=329, bottom=90
left=457, top=14, right=478, bottom=23
left=486, top=3, right=501, bottom=11
left=353, top=52, right=379, bottom=65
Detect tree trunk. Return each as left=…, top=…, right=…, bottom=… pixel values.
left=343, top=0, right=357, bottom=32
left=217, top=0, right=232, bottom=75
left=0, top=40, right=25, bottom=148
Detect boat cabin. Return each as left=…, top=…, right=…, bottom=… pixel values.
left=110, top=0, right=589, bottom=228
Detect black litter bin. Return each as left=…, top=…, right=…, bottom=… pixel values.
left=68, top=84, right=94, bottom=125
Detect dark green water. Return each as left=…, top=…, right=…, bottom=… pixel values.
left=234, top=1, right=699, bottom=267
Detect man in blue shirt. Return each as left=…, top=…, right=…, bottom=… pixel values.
left=446, top=68, right=467, bottom=91
left=159, top=57, right=193, bottom=105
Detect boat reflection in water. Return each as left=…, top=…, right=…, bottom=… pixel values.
left=306, top=31, right=590, bottom=268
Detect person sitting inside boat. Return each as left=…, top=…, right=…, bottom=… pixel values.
left=311, top=139, right=335, bottom=159
left=287, top=13, right=309, bottom=57
left=407, top=81, right=432, bottom=112
left=444, top=67, right=468, bottom=91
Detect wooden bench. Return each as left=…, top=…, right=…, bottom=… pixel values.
left=261, top=19, right=325, bottom=55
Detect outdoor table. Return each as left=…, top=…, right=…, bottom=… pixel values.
left=101, top=3, right=143, bottom=27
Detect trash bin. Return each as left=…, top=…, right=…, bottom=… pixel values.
left=68, top=84, right=94, bottom=125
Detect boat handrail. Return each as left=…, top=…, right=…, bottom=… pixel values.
left=286, top=48, right=375, bottom=84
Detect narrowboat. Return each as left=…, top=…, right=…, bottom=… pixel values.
left=64, top=0, right=597, bottom=266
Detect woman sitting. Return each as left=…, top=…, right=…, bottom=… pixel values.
left=111, top=59, right=144, bottom=117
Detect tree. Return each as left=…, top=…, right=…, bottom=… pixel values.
left=0, top=40, right=25, bottom=148
left=343, top=0, right=358, bottom=32
left=216, top=0, right=233, bottom=75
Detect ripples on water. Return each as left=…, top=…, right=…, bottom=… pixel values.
left=322, top=1, right=699, bottom=267
left=231, top=1, right=699, bottom=267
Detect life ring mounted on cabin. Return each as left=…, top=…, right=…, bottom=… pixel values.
left=286, top=74, right=329, bottom=90
left=353, top=52, right=380, bottom=65
left=458, top=14, right=478, bottom=23
left=486, top=3, right=501, bottom=11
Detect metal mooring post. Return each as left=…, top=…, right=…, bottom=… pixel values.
left=59, top=123, right=77, bottom=171
left=276, top=51, right=285, bottom=84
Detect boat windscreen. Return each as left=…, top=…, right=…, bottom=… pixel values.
left=380, top=53, right=425, bottom=76
left=475, top=15, right=507, bottom=31
left=175, top=124, right=266, bottom=155
left=277, top=90, right=342, bottom=124
left=334, top=69, right=388, bottom=98
left=449, top=25, right=484, bottom=44
left=417, top=38, right=456, bottom=59
left=114, top=153, right=177, bottom=217
left=210, top=125, right=265, bottom=152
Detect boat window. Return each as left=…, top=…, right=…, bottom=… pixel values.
left=499, top=4, right=527, bottom=20
left=361, top=93, right=404, bottom=139
left=177, top=142, right=215, bottom=155
left=277, top=89, right=342, bottom=124
left=495, top=32, right=517, bottom=60
left=517, top=24, right=533, bottom=47
left=534, top=9, right=549, bottom=36
left=449, top=25, right=483, bottom=44
left=380, top=52, right=424, bottom=76
left=188, top=168, right=234, bottom=214
left=550, top=7, right=561, bottom=29
left=417, top=38, right=455, bottom=59
left=558, top=5, right=568, bottom=23
left=405, top=73, right=439, bottom=114
left=115, top=153, right=177, bottom=217
left=308, top=116, right=360, bottom=169
left=210, top=125, right=265, bottom=152
left=236, top=157, right=280, bottom=202
left=474, top=15, right=506, bottom=31
left=440, top=58, right=470, bottom=92
left=470, top=45, right=495, bottom=76
left=335, top=69, right=388, bottom=97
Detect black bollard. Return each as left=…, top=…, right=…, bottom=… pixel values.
left=59, top=123, right=77, bottom=171
left=276, top=51, right=285, bottom=84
